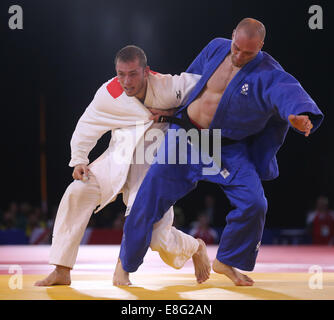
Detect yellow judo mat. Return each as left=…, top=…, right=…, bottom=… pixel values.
left=0, top=245, right=333, bottom=300
left=1, top=272, right=334, bottom=300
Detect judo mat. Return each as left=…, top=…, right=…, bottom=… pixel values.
left=0, top=245, right=333, bottom=300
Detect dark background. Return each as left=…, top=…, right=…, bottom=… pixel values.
left=0, top=0, right=333, bottom=229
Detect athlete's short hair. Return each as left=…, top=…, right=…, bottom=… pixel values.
left=114, top=45, right=147, bottom=68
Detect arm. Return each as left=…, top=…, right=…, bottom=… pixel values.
left=160, top=71, right=201, bottom=108
left=147, top=107, right=177, bottom=122
left=69, top=86, right=119, bottom=168
left=147, top=71, right=201, bottom=121
left=146, top=38, right=222, bottom=120
left=264, top=70, right=324, bottom=136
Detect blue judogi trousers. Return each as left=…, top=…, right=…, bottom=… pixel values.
left=120, top=126, right=268, bottom=272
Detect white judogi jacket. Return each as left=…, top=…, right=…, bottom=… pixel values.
left=69, top=71, right=200, bottom=213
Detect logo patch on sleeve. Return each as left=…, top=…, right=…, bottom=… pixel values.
left=106, top=77, right=124, bottom=99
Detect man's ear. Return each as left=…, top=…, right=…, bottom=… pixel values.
left=144, top=66, right=150, bottom=78
left=232, top=29, right=236, bottom=39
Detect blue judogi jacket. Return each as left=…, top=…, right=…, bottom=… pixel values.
left=177, top=38, right=324, bottom=180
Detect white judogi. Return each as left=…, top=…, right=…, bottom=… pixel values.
left=50, top=71, right=201, bottom=269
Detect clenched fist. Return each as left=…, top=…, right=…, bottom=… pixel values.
left=288, top=114, right=313, bottom=137
left=72, top=164, right=90, bottom=181
left=147, top=107, right=177, bottom=122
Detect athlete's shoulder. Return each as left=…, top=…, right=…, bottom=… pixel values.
left=148, top=69, right=162, bottom=78
left=105, top=76, right=124, bottom=99
left=209, top=37, right=231, bottom=45
left=90, top=77, right=124, bottom=108
left=148, top=70, right=174, bottom=95
left=200, top=37, right=231, bottom=59
left=260, top=51, right=285, bottom=71
left=148, top=70, right=195, bottom=87
left=252, top=52, right=286, bottom=82
left=256, top=52, right=301, bottom=87
left=147, top=70, right=168, bottom=85
left=207, top=37, right=231, bottom=49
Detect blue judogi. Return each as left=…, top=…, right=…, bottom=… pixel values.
left=119, top=38, right=324, bottom=272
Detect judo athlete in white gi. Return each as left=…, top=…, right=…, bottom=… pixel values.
left=35, top=45, right=211, bottom=287
left=118, top=18, right=324, bottom=286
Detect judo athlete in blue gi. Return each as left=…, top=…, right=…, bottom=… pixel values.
left=117, top=18, right=324, bottom=286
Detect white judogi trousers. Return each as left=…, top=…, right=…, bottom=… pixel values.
left=49, top=173, right=199, bottom=270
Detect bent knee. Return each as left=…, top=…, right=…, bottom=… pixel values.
left=248, top=195, right=268, bottom=218
left=254, top=196, right=267, bottom=213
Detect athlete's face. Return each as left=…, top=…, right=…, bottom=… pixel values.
left=231, top=29, right=263, bottom=68
left=116, top=59, right=149, bottom=98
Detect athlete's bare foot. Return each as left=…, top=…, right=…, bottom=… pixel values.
left=212, top=258, right=254, bottom=286
left=34, top=265, right=71, bottom=286
left=113, top=258, right=132, bottom=286
left=192, top=238, right=211, bottom=284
